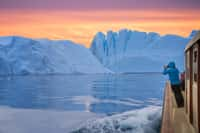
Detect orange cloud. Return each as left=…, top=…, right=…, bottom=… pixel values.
left=0, top=9, right=200, bottom=47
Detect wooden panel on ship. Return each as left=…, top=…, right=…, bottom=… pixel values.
left=161, top=82, right=174, bottom=133
left=192, top=44, right=199, bottom=133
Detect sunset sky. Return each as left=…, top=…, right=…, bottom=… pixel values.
left=0, top=0, right=200, bottom=47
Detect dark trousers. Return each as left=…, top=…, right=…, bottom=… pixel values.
left=171, top=84, right=184, bottom=107
left=181, top=80, right=185, bottom=91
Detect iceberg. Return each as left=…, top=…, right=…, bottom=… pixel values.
left=0, top=36, right=110, bottom=75
left=189, top=30, right=200, bottom=39
left=0, top=30, right=197, bottom=75
left=90, top=29, right=193, bottom=72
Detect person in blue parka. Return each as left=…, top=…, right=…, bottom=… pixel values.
left=163, top=61, right=184, bottom=107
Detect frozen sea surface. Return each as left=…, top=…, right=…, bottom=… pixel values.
left=0, top=73, right=166, bottom=133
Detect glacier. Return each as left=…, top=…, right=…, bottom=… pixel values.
left=90, top=29, right=194, bottom=72
left=0, top=30, right=197, bottom=75
left=0, top=36, right=110, bottom=75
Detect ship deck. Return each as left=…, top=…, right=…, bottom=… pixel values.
left=161, top=82, right=195, bottom=133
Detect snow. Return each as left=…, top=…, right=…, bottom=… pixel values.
left=0, top=36, right=110, bottom=75
left=0, top=106, right=100, bottom=133
left=90, top=29, right=193, bottom=72
left=72, top=106, right=162, bottom=133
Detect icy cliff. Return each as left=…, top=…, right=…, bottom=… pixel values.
left=0, top=36, right=110, bottom=75
left=90, top=29, right=192, bottom=72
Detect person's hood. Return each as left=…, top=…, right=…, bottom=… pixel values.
left=168, top=62, right=176, bottom=68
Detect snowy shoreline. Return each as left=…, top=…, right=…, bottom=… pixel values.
left=0, top=72, right=163, bottom=77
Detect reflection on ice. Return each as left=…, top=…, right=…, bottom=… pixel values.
left=69, top=96, right=144, bottom=112
left=0, top=74, right=165, bottom=115
left=69, top=96, right=162, bottom=114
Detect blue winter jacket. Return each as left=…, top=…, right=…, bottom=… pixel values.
left=163, top=62, right=180, bottom=85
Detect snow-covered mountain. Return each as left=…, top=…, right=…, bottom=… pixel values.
left=90, top=29, right=193, bottom=72
left=0, top=36, right=110, bottom=75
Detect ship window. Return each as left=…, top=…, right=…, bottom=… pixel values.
left=194, top=50, right=198, bottom=62
left=186, top=52, right=190, bottom=79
